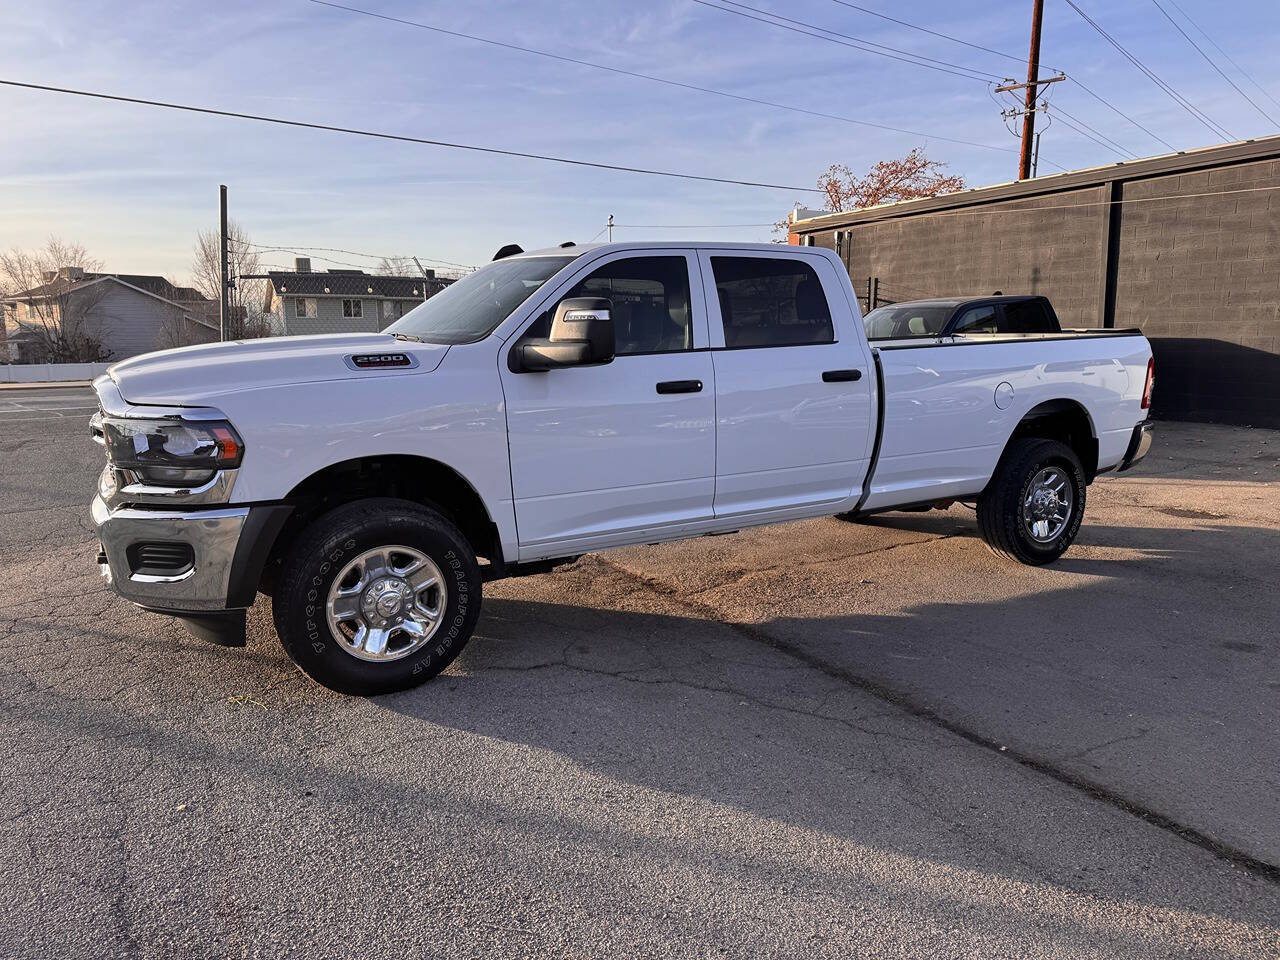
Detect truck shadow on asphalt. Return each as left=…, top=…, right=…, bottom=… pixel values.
left=378, top=514, right=1280, bottom=894
left=5, top=520, right=1279, bottom=950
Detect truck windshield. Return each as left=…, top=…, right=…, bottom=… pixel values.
left=863, top=304, right=953, bottom=340
left=386, top=256, right=575, bottom=344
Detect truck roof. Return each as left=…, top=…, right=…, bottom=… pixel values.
left=869, top=295, right=1049, bottom=311
left=506, top=240, right=814, bottom=260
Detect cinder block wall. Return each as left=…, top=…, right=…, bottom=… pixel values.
left=797, top=152, right=1280, bottom=428
left=817, top=189, right=1106, bottom=326
left=1112, top=161, right=1280, bottom=424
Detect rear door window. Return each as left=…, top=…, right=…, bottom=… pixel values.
left=710, top=256, right=834, bottom=348
left=951, top=304, right=998, bottom=335
left=1000, top=299, right=1059, bottom=334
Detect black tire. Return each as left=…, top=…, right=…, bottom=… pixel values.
left=272, top=498, right=482, bottom=695
left=976, top=438, right=1086, bottom=565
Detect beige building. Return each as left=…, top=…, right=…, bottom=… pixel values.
left=256, top=258, right=452, bottom=336
left=2, top=267, right=216, bottom=362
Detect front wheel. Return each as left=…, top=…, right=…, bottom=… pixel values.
left=976, top=438, right=1086, bottom=565
left=272, top=498, right=482, bottom=695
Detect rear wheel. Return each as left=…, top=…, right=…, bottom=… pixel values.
left=977, top=438, right=1085, bottom=565
left=273, top=498, right=481, bottom=695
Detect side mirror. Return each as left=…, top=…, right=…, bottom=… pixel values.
left=510, top=297, right=615, bottom=372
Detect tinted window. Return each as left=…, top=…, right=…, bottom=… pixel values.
left=524, top=256, right=692, bottom=355
left=1001, top=299, right=1059, bottom=334
left=711, top=257, right=834, bottom=348
left=864, top=304, right=952, bottom=340
left=952, top=304, right=998, bottom=335
left=388, top=255, right=574, bottom=344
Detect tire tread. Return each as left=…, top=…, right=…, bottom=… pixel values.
left=976, top=438, right=1085, bottom=566
left=273, top=497, right=480, bottom=695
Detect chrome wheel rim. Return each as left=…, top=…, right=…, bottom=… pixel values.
left=325, top=545, right=446, bottom=662
left=1022, top=466, right=1073, bottom=543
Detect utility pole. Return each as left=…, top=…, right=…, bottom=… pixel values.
left=1019, top=0, right=1045, bottom=181
left=218, top=184, right=231, bottom=341
left=607, top=214, right=614, bottom=242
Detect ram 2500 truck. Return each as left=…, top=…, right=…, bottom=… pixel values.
left=90, top=242, right=1154, bottom=694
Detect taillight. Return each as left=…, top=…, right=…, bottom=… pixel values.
left=1141, top=356, right=1155, bottom=410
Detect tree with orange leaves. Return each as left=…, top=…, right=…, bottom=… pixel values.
left=817, top=146, right=965, bottom=213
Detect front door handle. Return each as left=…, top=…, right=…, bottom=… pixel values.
left=656, top=379, right=703, bottom=394
left=822, top=369, right=862, bottom=382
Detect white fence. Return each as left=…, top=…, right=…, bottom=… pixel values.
left=0, top=362, right=112, bottom=383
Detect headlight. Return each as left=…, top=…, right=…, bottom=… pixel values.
left=100, top=416, right=244, bottom=487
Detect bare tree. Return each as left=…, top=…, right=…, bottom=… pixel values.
left=0, top=237, right=113, bottom=362
left=374, top=256, right=419, bottom=277
left=192, top=221, right=272, bottom=339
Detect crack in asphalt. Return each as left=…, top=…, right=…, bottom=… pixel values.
left=592, top=555, right=1280, bottom=886
left=671, top=533, right=962, bottom=601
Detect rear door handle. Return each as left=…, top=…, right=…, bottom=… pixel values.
left=656, top=379, right=703, bottom=394
left=822, top=369, right=862, bottom=382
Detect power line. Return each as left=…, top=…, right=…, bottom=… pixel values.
left=824, top=0, right=1045, bottom=69
left=1062, top=0, right=1232, bottom=142
left=1068, top=77, right=1177, bottom=152
left=232, top=238, right=476, bottom=269
left=691, top=0, right=1003, bottom=82
left=1151, top=0, right=1279, bottom=127
left=822, top=0, right=1170, bottom=158
left=1048, top=109, right=1133, bottom=160
left=615, top=222, right=776, bottom=228
left=0, top=79, right=823, bottom=194
left=1166, top=0, right=1280, bottom=114
left=307, top=0, right=1019, bottom=156
left=819, top=0, right=1172, bottom=156
left=821, top=0, right=1171, bottom=160
left=1049, top=104, right=1139, bottom=159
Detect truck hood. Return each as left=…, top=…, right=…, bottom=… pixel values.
left=107, top=333, right=449, bottom=406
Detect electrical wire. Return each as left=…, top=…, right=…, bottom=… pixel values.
left=1049, top=109, right=1134, bottom=159
left=1166, top=0, right=1280, bottom=114
left=0, top=79, right=822, bottom=194
left=821, top=0, right=1171, bottom=159
left=821, top=0, right=1165, bottom=157
left=614, top=222, right=776, bottom=228
left=1062, top=0, right=1232, bottom=142
left=1068, top=77, right=1177, bottom=152
left=1151, top=0, right=1279, bottom=127
left=1048, top=105, right=1139, bottom=159
left=231, top=238, right=476, bottom=269
left=690, top=0, right=1002, bottom=82
left=823, top=0, right=1050, bottom=70
left=307, top=0, right=1018, bottom=155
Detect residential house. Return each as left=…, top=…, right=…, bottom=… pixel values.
left=259, top=258, right=450, bottom=336
left=2, top=267, right=217, bottom=362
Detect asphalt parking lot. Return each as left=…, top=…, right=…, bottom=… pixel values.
left=1, top=384, right=1278, bottom=958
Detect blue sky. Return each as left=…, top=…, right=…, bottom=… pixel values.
left=3, top=0, right=1279, bottom=283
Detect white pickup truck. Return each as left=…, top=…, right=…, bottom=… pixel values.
left=91, top=241, right=1154, bottom=694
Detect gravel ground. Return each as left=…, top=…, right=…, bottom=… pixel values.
left=1, top=387, right=1277, bottom=959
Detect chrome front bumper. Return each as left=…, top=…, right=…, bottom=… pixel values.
left=92, top=495, right=249, bottom=612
